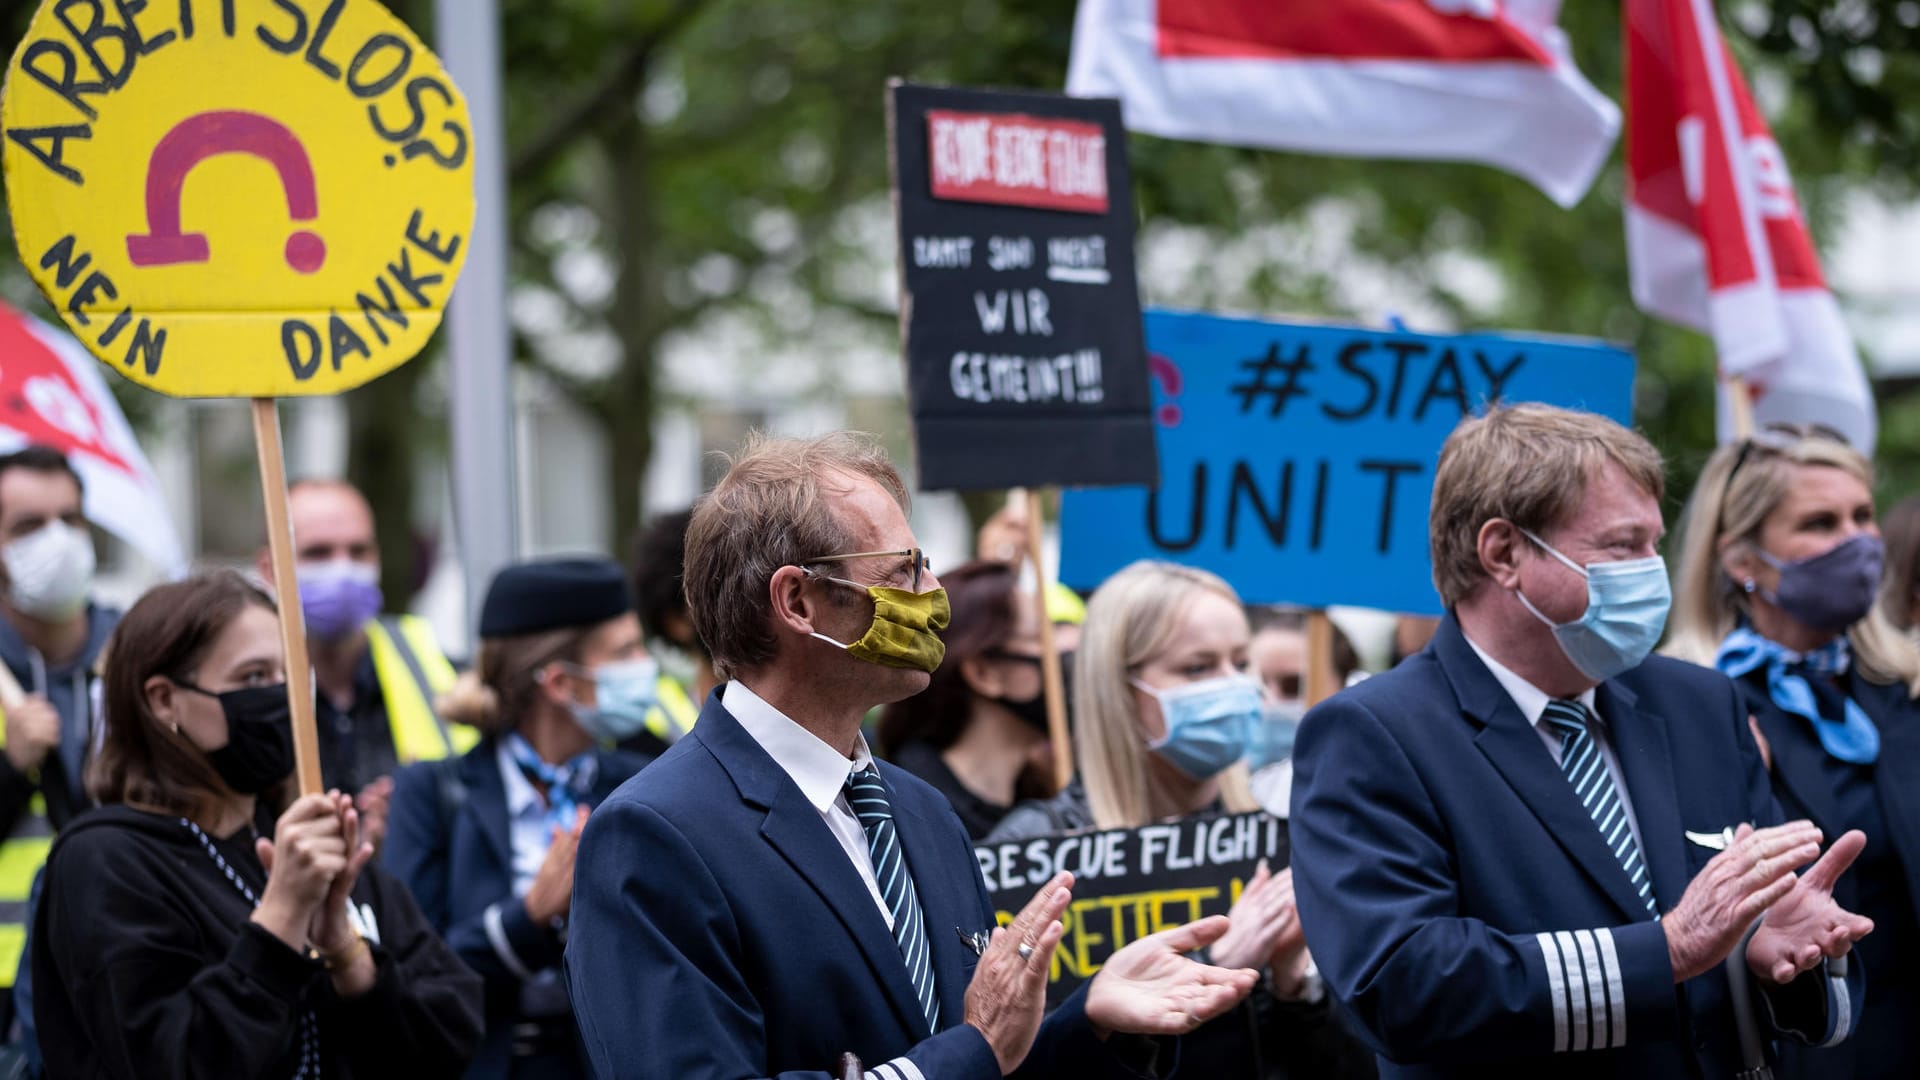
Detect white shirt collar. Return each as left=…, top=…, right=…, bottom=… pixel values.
left=495, top=739, right=542, bottom=818
left=723, top=680, right=875, bottom=814
left=1463, top=634, right=1597, bottom=725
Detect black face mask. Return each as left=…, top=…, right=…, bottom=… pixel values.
left=984, top=650, right=1074, bottom=734
left=177, top=682, right=294, bottom=795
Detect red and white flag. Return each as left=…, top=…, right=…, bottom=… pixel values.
left=1066, top=0, right=1620, bottom=208
left=1626, top=0, right=1875, bottom=447
left=0, top=301, right=185, bottom=574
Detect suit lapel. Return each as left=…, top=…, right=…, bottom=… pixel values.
left=694, top=697, right=930, bottom=1039
left=459, top=742, right=513, bottom=874
left=1434, top=620, right=1658, bottom=923
left=1595, top=681, right=1688, bottom=916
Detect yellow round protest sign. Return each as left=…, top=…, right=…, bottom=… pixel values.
left=1, top=0, right=475, bottom=398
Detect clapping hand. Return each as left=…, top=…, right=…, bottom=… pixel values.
left=1085, top=915, right=1258, bottom=1037
left=1747, top=828, right=1874, bottom=985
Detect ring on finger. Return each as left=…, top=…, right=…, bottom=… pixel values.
left=1017, top=941, right=1036, bottom=962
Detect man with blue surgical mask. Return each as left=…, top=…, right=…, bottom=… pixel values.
left=1290, top=404, right=1875, bottom=1078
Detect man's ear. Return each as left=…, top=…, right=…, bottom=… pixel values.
left=768, top=565, right=822, bottom=636
left=1477, top=519, right=1528, bottom=591
left=534, top=663, right=578, bottom=710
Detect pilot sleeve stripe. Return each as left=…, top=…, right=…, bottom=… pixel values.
left=1538, top=931, right=1570, bottom=1053
left=482, top=903, right=535, bottom=981
left=893, top=1059, right=927, bottom=1080
left=1594, top=927, right=1628, bottom=1048
left=1555, top=930, right=1590, bottom=1052
left=1821, top=966, right=1853, bottom=1048
left=1573, top=929, right=1608, bottom=1050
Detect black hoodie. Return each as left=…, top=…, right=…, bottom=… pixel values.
left=32, top=805, right=483, bottom=1079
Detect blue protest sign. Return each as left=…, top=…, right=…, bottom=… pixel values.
left=1060, top=310, right=1636, bottom=615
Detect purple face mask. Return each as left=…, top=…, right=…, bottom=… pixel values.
left=1756, top=533, right=1884, bottom=634
left=297, top=560, right=384, bottom=641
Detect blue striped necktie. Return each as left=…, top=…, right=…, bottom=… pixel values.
left=1542, top=700, right=1660, bottom=919
left=844, top=765, right=940, bottom=1032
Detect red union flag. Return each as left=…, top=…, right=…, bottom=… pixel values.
left=0, top=301, right=185, bottom=574
left=926, top=110, right=1111, bottom=214
left=1066, top=0, right=1620, bottom=208
left=1626, top=0, right=1874, bottom=447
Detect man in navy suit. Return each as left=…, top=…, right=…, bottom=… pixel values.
left=567, top=432, right=1256, bottom=1079
left=1290, top=404, right=1874, bottom=1078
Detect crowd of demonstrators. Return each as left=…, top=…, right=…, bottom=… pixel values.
left=987, top=561, right=1373, bottom=1080
left=874, top=560, right=1055, bottom=839
left=1242, top=608, right=1359, bottom=818
left=32, top=570, right=481, bottom=1078
left=266, top=480, right=472, bottom=854
left=385, top=557, right=654, bottom=1080
left=1292, top=405, right=1873, bottom=1077
left=1, top=398, right=1912, bottom=1079
left=1666, top=424, right=1920, bottom=1080
left=622, top=509, right=705, bottom=754
left=567, top=432, right=1257, bottom=1079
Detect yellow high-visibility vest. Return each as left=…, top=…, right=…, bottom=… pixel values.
left=642, top=674, right=699, bottom=746
left=0, top=701, right=53, bottom=989
left=365, top=615, right=478, bottom=764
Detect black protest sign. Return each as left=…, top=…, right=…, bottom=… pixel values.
left=888, top=82, right=1155, bottom=491
left=973, top=811, right=1286, bottom=1004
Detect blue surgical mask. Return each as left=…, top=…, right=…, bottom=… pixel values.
left=1515, top=528, right=1671, bottom=682
left=569, top=657, right=662, bottom=743
left=1133, top=674, right=1261, bottom=780
left=1246, top=698, right=1305, bottom=771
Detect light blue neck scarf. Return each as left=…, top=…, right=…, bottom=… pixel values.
left=1714, top=626, right=1879, bottom=765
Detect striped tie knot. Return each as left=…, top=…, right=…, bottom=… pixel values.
left=1542, top=699, right=1589, bottom=739
left=843, top=764, right=940, bottom=1033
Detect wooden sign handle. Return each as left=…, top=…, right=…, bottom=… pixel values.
left=1025, top=489, right=1075, bottom=793
left=1726, top=374, right=1756, bottom=439
left=251, top=399, right=324, bottom=796
left=1305, top=611, right=1339, bottom=707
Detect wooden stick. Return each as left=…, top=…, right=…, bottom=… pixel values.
left=1305, top=611, right=1338, bottom=707
left=252, top=399, right=324, bottom=796
left=1726, top=374, right=1756, bottom=439
left=1025, top=488, right=1074, bottom=793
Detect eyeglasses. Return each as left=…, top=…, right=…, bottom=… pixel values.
left=802, top=548, right=931, bottom=593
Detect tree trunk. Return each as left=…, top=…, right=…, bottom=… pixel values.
left=599, top=113, right=666, bottom=553
left=346, top=355, right=430, bottom=606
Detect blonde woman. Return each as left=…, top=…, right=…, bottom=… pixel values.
left=989, top=561, right=1369, bottom=1080
left=1669, top=423, right=1919, bottom=1080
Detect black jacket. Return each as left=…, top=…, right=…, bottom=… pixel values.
left=32, top=804, right=483, bottom=1079
left=1734, top=667, right=1920, bottom=1080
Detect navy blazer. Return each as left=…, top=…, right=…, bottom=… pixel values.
left=384, top=736, right=651, bottom=1080
left=1734, top=668, right=1920, bottom=1080
left=1289, top=616, right=1863, bottom=1078
left=566, top=691, right=1153, bottom=1080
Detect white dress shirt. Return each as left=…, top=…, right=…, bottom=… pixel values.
left=723, top=681, right=895, bottom=929
left=1465, top=637, right=1646, bottom=856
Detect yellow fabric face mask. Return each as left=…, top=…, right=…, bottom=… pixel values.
left=807, top=573, right=951, bottom=673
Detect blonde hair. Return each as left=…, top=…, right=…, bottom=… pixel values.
left=1667, top=431, right=1920, bottom=692
left=438, top=627, right=590, bottom=734
left=1430, top=405, right=1665, bottom=607
left=684, top=431, right=909, bottom=680
left=1881, top=496, right=1920, bottom=632
left=1075, top=561, right=1257, bottom=830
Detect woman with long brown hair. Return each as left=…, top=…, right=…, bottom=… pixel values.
left=30, top=570, right=482, bottom=1079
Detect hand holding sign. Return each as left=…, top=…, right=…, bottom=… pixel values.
left=3, top=0, right=476, bottom=795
